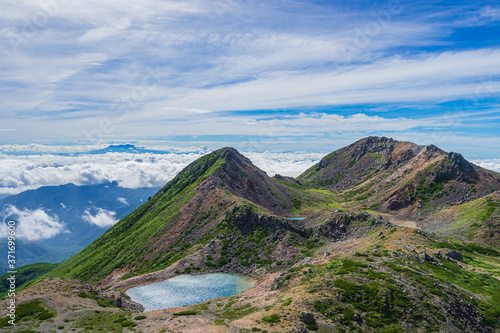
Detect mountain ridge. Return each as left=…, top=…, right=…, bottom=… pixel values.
left=299, top=136, right=500, bottom=218
left=3, top=137, right=500, bottom=333
left=48, top=139, right=500, bottom=284
left=47, top=147, right=305, bottom=283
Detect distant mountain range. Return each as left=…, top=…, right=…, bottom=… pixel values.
left=3, top=137, right=500, bottom=332
left=0, top=182, right=159, bottom=273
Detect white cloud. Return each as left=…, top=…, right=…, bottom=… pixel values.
left=0, top=149, right=325, bottom=197
left=0, top=205, right=65, bottom=241
left=243, top=151, right=323, bottom=177
left=0, top=151, right=203, bottom=197
left=117, top=197, right=129, bottom=205
left=0, top=143, right=207, bottom=154
left=146, top=48, right=500, bottom=113
left=0, top=143, right=105, bottom=153
left=2, top=0, right=500, bottom=146
left=79, top=17, right=131, bottom=43
left=470, top=159, right=500, bottom=173
left=82, top=208, right=119, bottom=227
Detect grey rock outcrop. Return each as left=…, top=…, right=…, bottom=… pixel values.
left=446, top=250, right=463, bottom=261
left=299, top=312, right=316, bottom=325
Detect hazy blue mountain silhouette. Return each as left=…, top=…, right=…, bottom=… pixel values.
left=0, top=182, right=159, bottom=273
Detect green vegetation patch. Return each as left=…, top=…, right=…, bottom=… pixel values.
left=0, top=299, right=56, bottom=328
left=0, top=263, right=58, bottom=299
left=261, top=314, right=280, bottom=323
left=69, top=310, right=137, bottom=332
left=330, top=278, right=413, bottom=326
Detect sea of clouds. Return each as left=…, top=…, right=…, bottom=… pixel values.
left=1, top=147, right=498, bottom=200
left=0, top=149, right=324, bottom=198
left=0, top=146, right=498, bottom=241
left=0, top=148, right=323, bottom=240
left=470, top=159, right=500, bottom=174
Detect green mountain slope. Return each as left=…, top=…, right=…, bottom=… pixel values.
left=423, top=192, right=500, bottom=245
left=0, top=263, right=58, bottom=298
left=49, top=148, right=301, bottom=283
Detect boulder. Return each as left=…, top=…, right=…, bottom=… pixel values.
left=435, top=251, right=443, bottom=259
left=299, top=312, right=316, bottom=325
left=447, top=250, right=463, bottom=261
left=418, top=250, right=433, bottom=262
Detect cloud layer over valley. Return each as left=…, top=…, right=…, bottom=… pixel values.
left=0, top=148, right=323, bottom=198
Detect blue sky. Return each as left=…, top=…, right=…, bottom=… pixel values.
left=1, top=0, right=499, bottom=157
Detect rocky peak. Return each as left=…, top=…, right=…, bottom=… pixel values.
left=206, top=148, right=295, bottom=215
left=435, top=152, right=479, bottom=183
left=420, top=144, right=447, bottom=160
left=351, top=136, right=395, bottom=156
left=447, top=152, right=475, bottom=174
left=426, top=144, right=444, bottom=153
left=219, top=147, right=241, bottom=160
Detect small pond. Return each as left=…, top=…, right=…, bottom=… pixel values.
left=287, top=216, right=306, bottom=220
left=126, top=273, right=255, bottom=311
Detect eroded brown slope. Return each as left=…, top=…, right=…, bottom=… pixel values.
left=299, top=136, right=500, bottom=218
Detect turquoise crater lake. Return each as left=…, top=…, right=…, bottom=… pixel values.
left=126, top=273, right=256, bottom=311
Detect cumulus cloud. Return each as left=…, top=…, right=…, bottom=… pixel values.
left=82, top=208, right=119, bottom=227
left=470, top=159, right=500, bottom=173
left=0, top=205, right=66, bottom=241
left=117, top=197, right=129, bottom=205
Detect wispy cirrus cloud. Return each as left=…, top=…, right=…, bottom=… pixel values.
left=0, top=0, right=499, bottom=155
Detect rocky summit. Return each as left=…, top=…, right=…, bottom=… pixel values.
left=2, top=137, right=500, bottom=333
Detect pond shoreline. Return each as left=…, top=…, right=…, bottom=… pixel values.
left=125, top=273, right=256, bottom=311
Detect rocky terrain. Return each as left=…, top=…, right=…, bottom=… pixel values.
left=2, top=137, right=500, bottom=333
left=299, top=137, right=500, bottom=218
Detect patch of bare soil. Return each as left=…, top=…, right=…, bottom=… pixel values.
left=385, top=214, right=420, bottom=229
